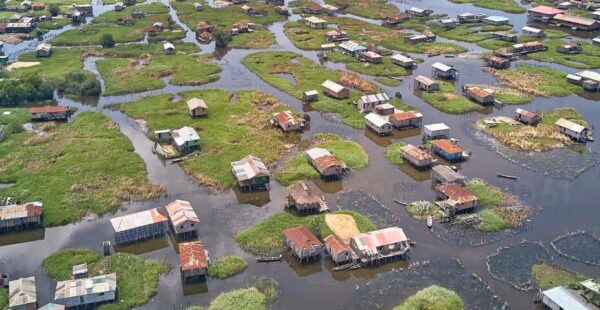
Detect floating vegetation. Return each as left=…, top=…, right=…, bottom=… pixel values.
left=348, top=260, right=506, bottom=309
left=470, top=124, right=600, bottom=180
left=487, top=241, right=551, bottom=291
left=551, top=231, right=600, bottom=266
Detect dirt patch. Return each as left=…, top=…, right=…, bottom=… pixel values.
left=325, top=213, right=360, bottom=243
left=0, top=33, right=29, bottom=44
left=5, top=62, right=40, bottom=72
left=339, top=71, right=379, bottom=93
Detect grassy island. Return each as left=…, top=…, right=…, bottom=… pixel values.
left=394, top=285, right=464, bottom=310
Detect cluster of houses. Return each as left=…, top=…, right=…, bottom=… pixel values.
left=540, top=279, right=600, bottom=310
left=509, top=107, right=592, bottom=143
left=356, top=92, right=422, bottom=136
left=194, top=19, right=257, bottom=43
left=528, top=5, right=600, bottom=31
left=282, top=181, right=411, bottom=265
left=567, top=70, right=600, bottom=92
left=413, top=62, right=456, bottom=91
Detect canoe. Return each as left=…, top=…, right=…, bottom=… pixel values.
left=426, top=215, right=433, bottom=229
left=257, top=255, right=282, bottom=262
left=497, top=173, right=518, bottom=180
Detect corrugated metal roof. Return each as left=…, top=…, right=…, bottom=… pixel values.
left=390, top=111, right=419, bottom=122
left=432, top=62, right=453, bottom=72
left=38, top=303, right=66, bottom=310
left=576, top=70, right=600, bottom=82
left=391, top=54, right=413, bottom=62
left=273, top=111, right=300, bottom=127
left=351, top=227, right=408, bottom=253
left=28, top=106, right=67, bottom=114
left=432, top=139, right=463, bottom=155
left=415, top=75, right=437, bottom=86
left=110, top=207, right=168, bottom=233
left=515, top=108, right=538, bottom=119
left=54, top=273, right=116, bottom=300
left=542, top=286, right=590, bottom=310
left=231, top=155, right=270, bottom=181
left=172, top=126, right=200, bottom=147
left=432, top=165, right=465, bottom=183
left=0, top=202, right=42, bottom=221
left=314, top=155, right=343, bottom=172
left=324, top=235, right=350, bottom=256
left=9, top=277, right=36, bottom=307
left=359, top=93, right=389, bottom=105
left=306, top=147, right=331, bottom=160
left=485, top=15, right=510, bottom=22
left=400, top=144, right=432, bottom=162
left=436, top=183, right=477, bottom=204
left=338, top=40, right=367, bottom=52
left=555, top=118, right=586, bottom=133
left=365, top=113, right=391, bottom=128
left=554, top=14, right=597, bottom=26
left=424, top=123, right=450, bottom=132
left=522, top=26, right=542, bottom=33
left=305, top=16, right=326, bottom=24
left=179, top=240, right=208, bottom=271
left=322, top=80, right=346, bottom=93
left=528, top=6, right=564, bottom=15
left=166, top=200, right=199, bottom=226
left=283, top=226, right=322, bottom=250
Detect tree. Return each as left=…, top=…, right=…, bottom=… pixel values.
left=48, top=4, right=59, bottom=16
left=100, top=33, right=115, bottom=48
left=212, top=29, right=232, bottom=48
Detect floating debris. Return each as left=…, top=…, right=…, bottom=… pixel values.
left=551, top=230, right=600, bottom=266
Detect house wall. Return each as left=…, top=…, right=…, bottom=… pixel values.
left=172, top=220, right=197, bottom=235
left=56, top=290, right=116, bottom=308
left=182, top=267, right=207, bottom=278
left=9, top=302, right=36, bottom=310
left=433, top=146, right=462, bottom=161
left=366, top=120, right=391, bottom=135
left=327, top=248, right=351, bottom=264
left=0, top=215, right=41, bottom=230
left=114, top=222, right=167, bottom=244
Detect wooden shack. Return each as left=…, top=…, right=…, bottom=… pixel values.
left=283, top=226, right=323, bottom=262
left=166, top=200, right=199, bottom=237
left=374, top=103, right=395, bottom=116
left=491, top=31, right=518, bottom=42
left=284, top=181, right=327, bottom=214
left=389, top=111, right=422, bottom=129
left=231, top=155, right=271, bottom=191
left=324, top=29, right=348, bottom=42
left=179, top=240, right=208, bottom=280
left=383, top=13, right=410, bottom=25
left=438, top=18, right=458, bottom=29
left=187, top=98, right=207, bottom=117
left=483, top=15, right=510, bottom=26
left=0, top=202, right=43, bottom=231
left=522, top=26, right=544, bottom=37
left=163, top=42, right=176, bottom=54
left=431, top=62, right=457, bottom=79
left=323, top=235, right=352, bottom=265
left=404, top=32, right=436, bottom=44
left=414, top=75, right=439, bottom=92
left=556, top=42, right=583, bottom=54
left=555, top=118, right=590, bottom=142
left=364, top=113, right=392, bottom=136
left=273, top=111, right=303, bottom=132
left=303, top=90, right=319, bottom=102
left=463, top=86, right=494, bottom=105
left=400, top=144, right=434, bottom=169
left=356, top=93, right=390, bottom=113
left=359, top=51, right=383, bottom=64
left=322, top=80, right=349, bottom=99
left=423, top=123, right=450, bottom=140
left=54, top=273, right=116, bottom=308
left=527, top=6, right=564, bottom=23
left=483, top=55, right=510, bottom=69
left=29, top=106, right=69, bottom=121
left=391, top=54, right=415, bottom=68
left=304, top=16, right=327, bottom=29
left=457, top=12, right=486, bottom=23
left=109, top=207, right=168, bottom=244
left=515, top=108, right=541, bottom=125
left=552, top=14, right=600, bottom=31
left=435, top=183, right=478, bottom=217
left=513, top=41, right=547, bottom=55
left=306, top=148, right=344, bottom=179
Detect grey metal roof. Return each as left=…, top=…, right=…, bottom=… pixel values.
left=542, top=286, right=590, bottom=310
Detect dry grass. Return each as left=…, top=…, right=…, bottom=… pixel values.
left=338, top=71, right=380, bottom=93
left=484, top=67, right=547, bottom=96
left=324, top=213, right=360, bottom=243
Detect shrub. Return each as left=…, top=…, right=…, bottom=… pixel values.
left=213, top=29, right=232, bottom=48
left=100, top=33, right=115, bottom=48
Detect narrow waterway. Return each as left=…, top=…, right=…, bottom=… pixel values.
left=1, top=0, right=600, bottom=309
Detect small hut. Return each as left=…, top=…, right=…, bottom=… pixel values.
left=284, top=181, right=327, bottom=214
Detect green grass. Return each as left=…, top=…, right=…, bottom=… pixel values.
left=429, top=23, right=512, bottom=43
left=235, top=210, right=376, bottom=253
left=385, top=142, right=407, bottom=166
left=405, top=201, right=443, bottom=219
left=97, top=53, right=220, bottom=95
left=171, top=0, right=284, bottom=49
left=42, top=249, right=169, bottom=310
left=42, top=249, right=103, bottom=280
left=208, top=256, right=248, bottom=279
left=325, top=0, right=399, bottom=19
left=449, top=0, right=526, bottom=13
left=242, top=51, right=372, bottom=128
left=419, top=80, right=482, bottom=114
left=119, top=89, right=296, bottom=189
left=532, top=264, right=587, bottom=289
left=38, top=18, right=72, bottom=30
left=12, top=48, right=85, bottom=83
left=466, top=178, right=503, bottom=207
left=492, top=87, right=532, bottom=105
left=51, top=3, right=185, bottom=46
left=375, top=77, right=402, bottom=86
left=276, top=134, right=368, bottom=186
left=0, top=111, right=164, bottom=226
left=208, top=287, right=266, bottom=310
left=527, top=39, right=600, bottom=69
left=283, top=18, right=465, bottom=55
left=542, top=108, right=588, bottom=128
left=326, top=52, right=408, bottom=77
left=477, top=208, right=508, bottom=232
left=0, top=288, right=7, bottom=310
left=394, top=285, right=464, bottom=310
left=488, top=64, right=581, bottom=97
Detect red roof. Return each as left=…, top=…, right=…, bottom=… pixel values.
left=179, top=240, right=208, bottom=271
left=306, top=4, right=322, bottom=11
left=436, top=183, right=477, bottom=204
left=283, top=226, right=322, bottom=250
left=314, top=155, right=343, bottom=172
left=528, top=6, right=564, bottom=15
left=390, top=111, right=418, bottom=122
left=274, top=111, right=300, bottom=126
left=432, top=139, right=463, bottom=155
left=323, top=235, right=350, bottom=256
left=467, top=87, right=492, bottom=99
left=28, top=106, right=67, bottom=114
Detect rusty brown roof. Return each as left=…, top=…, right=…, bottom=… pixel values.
left=283, top=226, right=322, bottom=250
left=28, top=106, right=67, bottom=114
left=179, top=240, right=208, bottom=271
left=313, top=155, right=343, bottom=172
left=436, top=183, right=478, bottom=204
left=432, top=139, right=463, bottom=155
left=324, top=235, right=350, bottom=256
left=390, top=111, right=418, bottom=122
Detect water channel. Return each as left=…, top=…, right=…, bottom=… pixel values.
left=1, top=0, right=599, bottom=309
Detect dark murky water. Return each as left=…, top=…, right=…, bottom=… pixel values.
left=1, top=0, right=600, bottom=309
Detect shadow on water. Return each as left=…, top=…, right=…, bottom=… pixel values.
left=0, top=228, right=45, bottom=247
left=233, top=189, right=272, bottom=207
left=113, top=236, right=170, bottom=255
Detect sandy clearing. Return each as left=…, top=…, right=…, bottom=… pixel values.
left=325, top=213, right=360, bottom=244
left=5, top=62, right=40, bottom=72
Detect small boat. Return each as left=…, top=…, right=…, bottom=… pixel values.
left=497, top=173, right=518, bottom=180
left=426, top=215, right=433, bottom=229
left=257, top=255, right=282, bottom=262
left=350, top=264, right=361, bottom=270
left=332, top=262, right=355, bottom=271
left=393, top=199, right=408, bottom=206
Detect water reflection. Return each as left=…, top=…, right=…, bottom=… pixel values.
left=233, top=188, right=272, bottom=207
left=0, top=228, right=45, bottom=247
left=113, top=236, right=170, bottom=255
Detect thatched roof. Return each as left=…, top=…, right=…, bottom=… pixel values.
left=287, top=181, right=322, bottom=205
